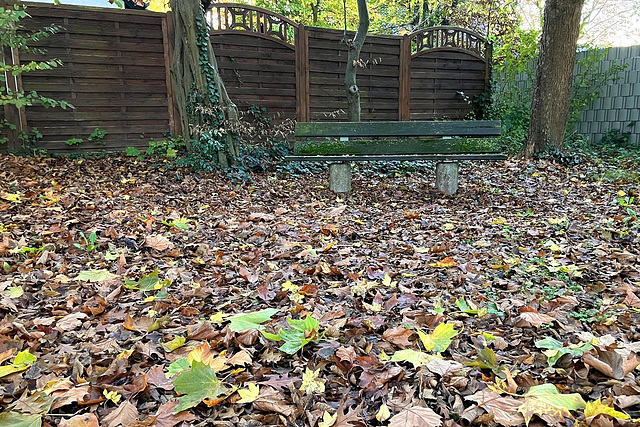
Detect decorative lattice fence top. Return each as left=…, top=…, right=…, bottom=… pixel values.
left=206, top=3, right=298, bottom=47
left=409, top=26, right=489, bottom=60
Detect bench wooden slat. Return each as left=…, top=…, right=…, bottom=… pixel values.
left=295, top=120, right=502, bottom=138
left=284, top=153, right=507, bottom=162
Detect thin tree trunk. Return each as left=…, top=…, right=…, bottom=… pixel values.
left=525, top=0, right=584, bottom=158
left=345, top=0, right=369, bottom=122
left=170, top=0, right=239, bottom=166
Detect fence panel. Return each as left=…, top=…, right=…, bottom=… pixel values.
left=17, top=3, right=174, bottom=153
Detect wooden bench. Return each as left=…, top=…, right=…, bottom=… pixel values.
left=284, top=120, right=506, bottom=194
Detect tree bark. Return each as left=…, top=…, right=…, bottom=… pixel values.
left=525, top=0, right=584, bottom=158
left=344, top=0, right=369, bottom=122
left=169, top=0, right=239, bottom=166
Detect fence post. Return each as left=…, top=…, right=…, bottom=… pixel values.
left=398, top=34, right=411, bottom=121
left=2, top=45, right=27, bottom=151
left=162, top=11, right=180, bottom=137
left=484, top=42, right=493, bottom=94
left=295, top=24, right=310, bottom=122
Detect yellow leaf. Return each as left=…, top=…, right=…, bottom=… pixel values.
left=103, top=389, right=122, bottom=404
left=379, top=350, right=391, bottom=362
left=0, top=350, right=36, bottom=378
left=618, top=190, right=626, bottom=197
left=584, top=399, right=629, bottom=420
left=300, top=368, right=325, bottom=394
left=382, top=274, right=396, bottom=288
left=282, top=281, right=299, bottom=292
left=418, top=323, right=459, bottom=353
left=429, top=257, right=457, bottom=268
left=318, top=411, right=337, bottom=427
left=210, top=312, right=225, bottom=323
left=441, top=223, right=456, bottom=230
left=489, top=217, right=507, bottom=225
left=390, top=349, right=434, bottom=368
left=117, top=349, right=134, bottom=360
left=162, top=336, right=186, bottom=352
left=1, top=192, right=21, bottom=203
left=376, top=402, right=391, bottom=422
left=518, top=384, right=586, bottom=426
left=237, top=383, right=259, bottom=404
left=363, top=302, right=382, bottom=312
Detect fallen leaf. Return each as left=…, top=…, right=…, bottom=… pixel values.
left=145, top=235, right=174, bottom=251
left=102, top=401, right=138, bottom=427
left=389, top=406, right=442, bottom=427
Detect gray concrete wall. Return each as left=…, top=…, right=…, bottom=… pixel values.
left=500, top=45, right=640, bottom=145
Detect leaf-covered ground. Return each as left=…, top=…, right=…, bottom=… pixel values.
left=0, top=155, right=639, bottom=427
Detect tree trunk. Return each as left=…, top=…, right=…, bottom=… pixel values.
left=524, top=0, right=584, bottom=158
left=169, top=0, right=239, bottom=166
left=344, top=0, right=369, bottom=122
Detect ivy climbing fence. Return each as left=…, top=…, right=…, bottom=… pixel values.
left=1, top=2, right=491, bottom=153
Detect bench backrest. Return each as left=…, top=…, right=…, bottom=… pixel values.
left=295, top=121, right=502, bottom=138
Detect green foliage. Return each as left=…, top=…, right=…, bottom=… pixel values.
left=262, top=315, right=323, bottom=354
left=65, top=138, right=83, bottom=146
left=535, top=337, right=593, bottom=367
left=125, top=146, right=142, bottom=157
left=146, top=136, right=187, bottom=158
left=73, top=231, right=98, bottom=252
left=229, top=308, right=279, bottom=332
left=88, top=127, right=107, bottom=145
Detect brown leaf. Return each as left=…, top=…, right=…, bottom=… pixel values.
left=228, top=349, right=252, bottom=366
left=466, top=389, right=524, bottom=426
left=187, top=321, right=218, bottom=340
left=253, top=387, right=295, bottom=417
left=146, top=365, right=174, bottom=391
left=103, top=400, right=139, bottom=427
left=56, top=312, right=88, bottom=331
left=389, top=406, right=442, bottom=427
left=152, top=400, right=197, bottom=427
left=333, top=400, right=365, bottom=426
left=144, top=235, right=173, bottom=251
left=60, top=413, right=99, bottom=427
left=383, top=326, right=414, bottom=347
left=334, top=346, right=357, bottom=372
left=583, top=349, right=640, bottom=380
left=515, top=311, right=555, bottom=328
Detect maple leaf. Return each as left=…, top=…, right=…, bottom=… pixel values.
left=383, top=326, right=414, bottom=347
left=389, top=406, right=442, bottom=427
left=418, top=323, right=459, bottom=353
left=172, top=361, right=229, bottom=413
left=144, top=235, right=174, bottom=251
left=518, top=384, right=586, bottom=426
left=299, top=367, right=325, bottom=394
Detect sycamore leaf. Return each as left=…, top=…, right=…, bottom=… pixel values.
left=229, top=308, right=278, bottom=332
left=237, top=383, right=259, bottom=404
left=518, top=384, right=586, bottom=426
left=466, top=346, right=502, bottom=374
left=300, top=368, right=325, bottom=394
left=162, top=336, right=186, bottom=352
left=389, top=406, right=442, bottom=427
left=0, top=350, right=37, bottom=378
left=1, top=192, right=22, bottom=203
left=172, top=361, right=229, bottom=413
left=76, top=269, right=119, bottom=282
left=166, top=358, right=191, bottom=377
left=584, top=399, right=629, bottom=420
left=466, top=389, right=524, bottom=426
left=455, top=298, right=487, bottom=317
left=391, top=349, right=434, bottom=368
left=0, top=412, right=41, bottom=427
left=418, top=323, right=459, bottom=353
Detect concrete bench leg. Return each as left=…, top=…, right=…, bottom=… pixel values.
left=329, top=163, right=351, bottom=193
left=436, top=161, right=459, bottom=195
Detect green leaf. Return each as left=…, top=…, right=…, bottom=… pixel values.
left=76, top=269, right=119, bottom=282
left=0, top=412, right=42, bottom=427
left=535, top=338, right=593, bottom=367
left=391, top=349, right=435, bottom=368
left=172, top=361, right=229, bottom=413
left=229, top=308, right=278, bottom=332
left=167, top=358, right=191, bottom=377
left=138, top=269, right=160, bottom=291
left=0, top=350, right=37, bottom=378
left=418, top=323, right=459, bottom=353
left=518, top=384, right=586, bottom=426
left=465, top=346, right=502, bottom=374
left=4, top=286, right=23, bottom=298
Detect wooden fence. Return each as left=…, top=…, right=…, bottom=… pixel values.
left=1, top=2, right=491, bottom=153
left=1, top=2, right=176, bottom=153
left=208, top=3, right=492, bottom=123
